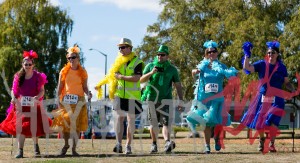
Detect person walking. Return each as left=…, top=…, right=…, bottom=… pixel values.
left=140, top=45, right=184, bottom=153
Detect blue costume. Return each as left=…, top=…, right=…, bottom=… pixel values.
left=241, top=60, right=287, bottom=129
left=188, top=58, right=237, bottom=128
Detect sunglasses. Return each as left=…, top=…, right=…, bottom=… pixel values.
left=157, top=53, right=166, bottom=57
left=267, top=51, right=276, bottom=55
left=207, top=50, right=217, bottom=54
left=119, top=46, right=128, bottom=50
left=24, top=63, right=33, bottom=67
left=67, top=56, right=77, bottom=60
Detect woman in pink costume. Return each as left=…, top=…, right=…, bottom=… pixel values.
left=0, top=50, right=52, bottom=158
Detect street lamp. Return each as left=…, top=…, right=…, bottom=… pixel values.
left=89, top=48, right=108, bottom=99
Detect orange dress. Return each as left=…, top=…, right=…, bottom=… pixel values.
left=51, top=66, right=88, bottom=133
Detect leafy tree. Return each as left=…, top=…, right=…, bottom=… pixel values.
left=136, top=0, right=300, bottom=101
left=0, top=0, right=74, bottom=119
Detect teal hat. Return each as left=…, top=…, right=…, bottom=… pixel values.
left=157, top=45, right=169, bottom=55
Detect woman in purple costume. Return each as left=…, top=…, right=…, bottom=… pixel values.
left=242, top=41, right=295, bottom=152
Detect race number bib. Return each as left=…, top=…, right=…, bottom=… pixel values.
left=21, top=96, right=34, bottom=106
left=205, top=83, right=218, bottom=93
left=261, top=95, right=275, bottom=103
left=63, top=94, right=79, bottom=104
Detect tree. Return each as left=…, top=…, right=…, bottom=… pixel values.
left=0, top=0, right=74, bottom=119
left=136, top=0, right=300, bottom=101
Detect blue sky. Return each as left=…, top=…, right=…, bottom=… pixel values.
left=56, top=0, right=162, bottom=100
left=1, top=0, right=162, bottom=100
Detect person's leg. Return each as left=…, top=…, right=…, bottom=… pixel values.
left=113, top=110, right=125, bottom=153
left=162, top=104, right=175, bottom=153
left=203, top=126, right=211, bottom=154
left=258, top=131, right=265, bottom=152
left=269, top=124, right=277, bottom=152
left=59, top=132, right=70, bottom=156
left=148, top=102, right=159, bottom=153
left=32, top=137, right=40, bottom=156
left=71, top=132, right=80, bottom=156
left=16, top=134, right=25, bottom=158
left=125, top=113, right=135, bottom=154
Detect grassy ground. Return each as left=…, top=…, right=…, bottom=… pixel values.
left=0, top=131, right=299, bottom=163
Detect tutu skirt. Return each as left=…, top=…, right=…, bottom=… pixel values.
left=0, top=104, right=52, bottom=137
left=51, top=97, right=88, bottom=133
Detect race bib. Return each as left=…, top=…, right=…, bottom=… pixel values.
left=63, top=94, right=79, bottom=104
left=21, top=96, right=34, bottom=106
left=205, top=83, right=218, bottom=93
left=261, top=95, right=275, bottom=103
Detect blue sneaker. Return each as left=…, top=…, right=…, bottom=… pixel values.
left=214, top=138, right=221, bottom=151
left=204, top=145, right=211, bottom=154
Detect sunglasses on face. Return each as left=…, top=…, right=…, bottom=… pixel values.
left=24, top=63, right=33, bottom=67
left=67, top=56, right=77, bottom=60
left=119, top=46, right=128, bottom=50
left=207, top=50, right=217, bottom=54
left=267, top=51, right=276, bottom=55
left=157, top=53, right=166, bottom=57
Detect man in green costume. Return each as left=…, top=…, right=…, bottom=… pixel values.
left=140, top=45, right=184, bottom=153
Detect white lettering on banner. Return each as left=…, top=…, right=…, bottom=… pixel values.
left=205, top=83, right=218, bottom=93
left=21, top=96, right=34, bottom=106
left=63, top=94, right=78, bottom=104
left=261, top=95, right=275, bottom=103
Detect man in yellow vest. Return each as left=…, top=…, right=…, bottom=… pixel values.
left=140, top=45, right=184, bottom=153
left=113, top=38, right=144, bottom=154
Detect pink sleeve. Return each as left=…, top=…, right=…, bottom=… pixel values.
left=6, top=103, right=14, bottom=115
left=12, top=73, right=20, bottom=98
left=37, top=72, right=48, bottom=88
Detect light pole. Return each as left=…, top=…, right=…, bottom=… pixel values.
left=89, top=48, right=108, bottom=99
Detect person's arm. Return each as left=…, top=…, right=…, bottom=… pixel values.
left=115, top=73, right=141, bottom=82
left=83, top=78, right=92, bottom=100
left=140, top=67, right=157, bottom=82
left=57, top=73, right=64, bottom=97
left=34, top=86, right=45, bottom=100
left=174, top=82, right=183, bottom=101
left=284, top=77, right=295, bottom=92
left=192, top=69, right=200, bottom=77
left=115, top=62, right=143, bottom=82
left=243, top=57, right=255, bottom=73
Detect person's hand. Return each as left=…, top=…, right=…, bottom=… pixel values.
left=151, top=67, right=158, bottom=75
left=33, top=96, right=39, bottom=101
left=177, top=105, right=185, bottom=112
left=11, top=98, right=16, bottom=104
left=192, top=69, right=200, bottom=76
left=88, top=91, right=92, bottom=101
left=115, top=72, right=123, bottom=80
left=242, top=41, right=253, bottom=58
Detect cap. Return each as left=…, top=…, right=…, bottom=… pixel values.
left=157, top=45, right=169, bottom=55
left=117, top=38, right=132, bottom=47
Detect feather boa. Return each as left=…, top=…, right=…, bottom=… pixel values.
left=95, top=52, right=136, bottom=100
left=141, top=57, right=170, bottom=101
left=60, top=62, right=87, bottom=99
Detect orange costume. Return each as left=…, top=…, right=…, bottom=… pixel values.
left=51, top=63, right=88, bottom=133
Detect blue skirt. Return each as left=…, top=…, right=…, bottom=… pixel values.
left=241, top=93, right=285, bottom=130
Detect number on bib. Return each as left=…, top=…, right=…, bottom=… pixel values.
left=21, top=96, right=34, bottom=106
left=205, top=83, right=218, bottom=93
left=63, top=94, right=79, bottom=104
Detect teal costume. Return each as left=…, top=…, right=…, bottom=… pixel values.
left=188, top=58, right=237, bottom=127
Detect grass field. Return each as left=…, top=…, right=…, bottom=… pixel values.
left=0, top=131, right=299, bottom=163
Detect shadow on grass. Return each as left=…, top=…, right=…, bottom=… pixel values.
left=39, top=151, right=276, bottom=158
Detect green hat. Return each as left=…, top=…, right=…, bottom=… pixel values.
left=157, top=45, right=169, bottom=55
